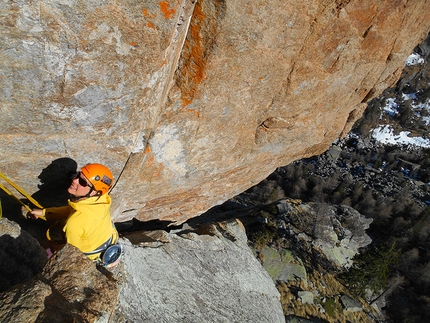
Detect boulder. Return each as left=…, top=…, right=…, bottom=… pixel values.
left=0, top=243, right=118, bottom=323
left=260, top=247, right=308, bottom=286
left=298, top=291, right=314, bottom=305
left=0, top=218, right=47, bottom=292
left=0, top=219, right=285, bottom=322
left=1, top=1, right=429, bottom=224
left=276, top=200, right=373, bottom=269
left=0, top=280, right=52, bottom=323
left=312, top=205, right=373, bottom=269
left=114, top=219, right=285, bottom=322
left=340, top=294, right=363, bottom=312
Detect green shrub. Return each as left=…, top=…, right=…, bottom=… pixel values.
left=339, top=241, right=400, bottom=298
left=249, top=224, right=278, bottom=250
left=323, top=298, right=341, bottom=317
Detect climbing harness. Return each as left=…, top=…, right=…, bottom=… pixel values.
left=0, top=171, right=46, bottom=220
left=85, top=234, right=123, bottom=268
left=84, top=236, right=114, bottom=256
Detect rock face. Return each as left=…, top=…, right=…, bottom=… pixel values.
left=0, top=219, right=285, bottom=323
left=0, top=218, right=47, bottom=292
left=0, top=243, right=118, bottom=323
left=114, top=219, right=284, bottom=322
left=1, top=0, right=430, bottom=224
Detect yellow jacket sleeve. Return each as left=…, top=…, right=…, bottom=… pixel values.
left=43, top=206, right=71, bottom=222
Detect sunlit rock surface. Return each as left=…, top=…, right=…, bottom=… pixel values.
left=115, top=219, right=284, bottom=322
left=0, top=219, right=285, bottom=323
left=1, top=0, right=430, bottom=224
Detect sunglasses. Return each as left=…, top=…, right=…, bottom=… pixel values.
left=74, top=172, right=93, bottom=188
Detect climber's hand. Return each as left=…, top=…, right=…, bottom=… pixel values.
left=30, top=209, right=44, bottom=220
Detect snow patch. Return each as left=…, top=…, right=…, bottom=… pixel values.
left=382, top=98, right=399, bottom=117
left=402, top=92, right=418, bottom=101
left=405, top=53, right=424, bottom=66
left=411, top=99, right=430, bottom=125
left=371, top=125, right=430, bottom=148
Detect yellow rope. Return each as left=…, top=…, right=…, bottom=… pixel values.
left=0, top=172, right=46, bottom=220
left=0, top=183, right=32, bottom=212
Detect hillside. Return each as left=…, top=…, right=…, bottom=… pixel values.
left=206, top=33, right=430, bottom=322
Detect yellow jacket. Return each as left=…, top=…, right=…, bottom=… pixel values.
left=43, top=194, right=118, bottom=260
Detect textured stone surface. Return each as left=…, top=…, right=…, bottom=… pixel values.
left=0, top=219, right=284, bottom=322
left=311, top=204, right=373, bottom=268
left=0, top=218, right=47, bottom=292
left=114, top=219, right=285, bottom=322
left=260, top=247, right=308, bottom=284
left=1, top=0, right=430, bottom=224
left=276, top=200, right=373, bottom=269
left=0, top=280, right=52, bottom=323
left=0, top=243, right=119, bottom=323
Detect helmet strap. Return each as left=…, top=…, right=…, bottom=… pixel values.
left=70, top=186, right=97, bottom=202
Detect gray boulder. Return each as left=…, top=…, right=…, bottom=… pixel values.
left=340, top=294, right=363, bottom=312
left=0, top=219, right=285, bottom=323
left=311, top=204, right=373, bottom=269
left=277, top=200, right=372, bottom=269
left=114, top=219, right=285, bottom=323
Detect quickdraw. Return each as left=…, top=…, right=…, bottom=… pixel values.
left=0, top=171, right=46, bottom=220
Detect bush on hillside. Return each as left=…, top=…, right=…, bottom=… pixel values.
left=339, top=241, right=400, bottom=299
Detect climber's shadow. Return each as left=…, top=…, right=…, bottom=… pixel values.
left=1, top=158, right=77, bottom=241
left=31, top=157, right=77, bottom=208
left=25, top=157, right=77, bottom=241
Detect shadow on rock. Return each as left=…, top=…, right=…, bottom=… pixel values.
left=2, top=157, right=78, bottom=243
left=0, top=218, right=47, bottom=293
left=31, top=157, right=77, bottom=208
left=0, top=243, right=119, bottom=323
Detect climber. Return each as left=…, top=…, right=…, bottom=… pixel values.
left=30, top=163, right=121, bottom=267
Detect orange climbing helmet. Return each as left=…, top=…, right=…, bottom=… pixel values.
left=80, top=163, right=114, bottom=195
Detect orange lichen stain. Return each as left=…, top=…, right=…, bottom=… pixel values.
left=145, top=156, right=163, bottom=180
left=181, top=96, right=193, bottom=108
left=146, top=21, right=156, bottom=29
left=142, top=9, right=156, bottom=18
left=180, top=1, right=207, bottom=107
left=159, top=1, right=176, bottom=19
left=144, top=146, right=151, bottom=154
left=181, top=107, right=200, bottom=118
left=147, top=156, right=155, bottom=166
left=129, top=41, right=137, bottom=47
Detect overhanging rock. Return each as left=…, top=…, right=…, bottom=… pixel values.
left=1, top=0, right=430, bottom=224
